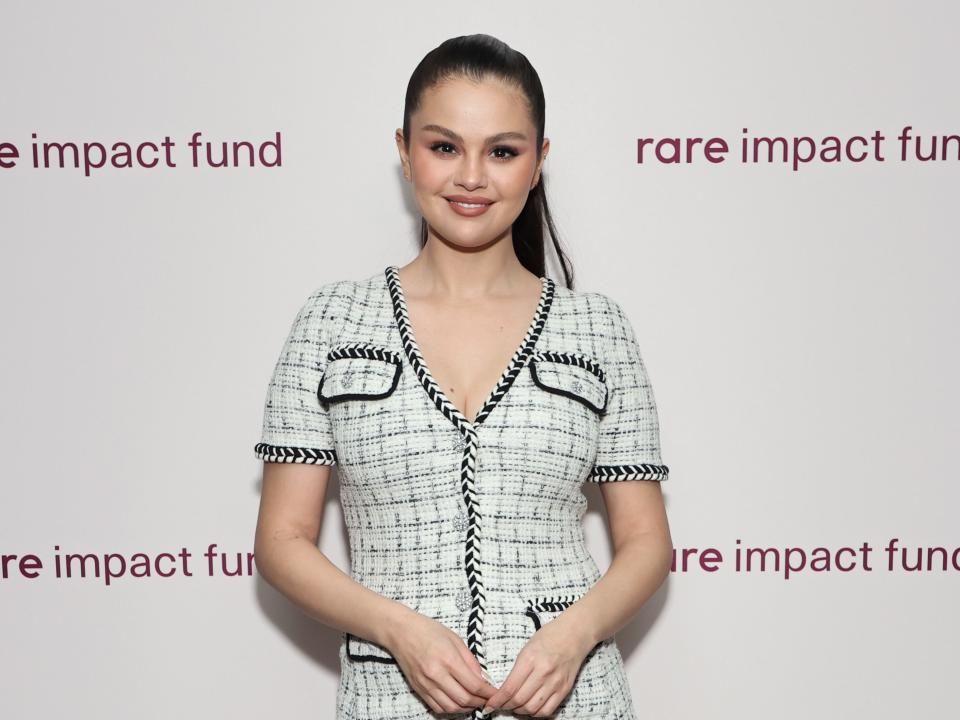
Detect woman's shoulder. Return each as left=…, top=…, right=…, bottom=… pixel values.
left=300, top=268, right=384, bottom=306
left=549, top=282, right=648, bottom=364
left=280, top=272, right=381, bottom=338
left=551, top=280, right=629, bottom=323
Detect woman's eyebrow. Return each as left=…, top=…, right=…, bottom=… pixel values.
left=420, top=124, right=528, bottom=144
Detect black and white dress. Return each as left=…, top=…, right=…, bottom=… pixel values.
left=255, top=265, right=670, bottom=719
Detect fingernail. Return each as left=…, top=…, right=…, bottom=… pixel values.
left=481, top=706, right=494, bottom=715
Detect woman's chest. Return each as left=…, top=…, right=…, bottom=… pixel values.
left=400, top=288, right=548, bottom=423
left=318, top=328, right=609, bottom=493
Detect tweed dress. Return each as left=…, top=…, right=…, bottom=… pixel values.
left=254, top=265, right=670, bottom=719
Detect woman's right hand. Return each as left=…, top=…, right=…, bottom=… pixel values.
left=387, top=610, right=499, bottom=714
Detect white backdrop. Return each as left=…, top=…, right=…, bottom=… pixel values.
left=2, top=1, right=957, bottom=718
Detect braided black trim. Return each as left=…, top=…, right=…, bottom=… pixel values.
left=523, top=594, right=580, bottom=630
left=326, top=342, right=402, bottom=365
left=253, top=443, right=337, bottom=465
left=588, top=463, right=669, bottom=482
left=531, top=350, right=606, bottom=383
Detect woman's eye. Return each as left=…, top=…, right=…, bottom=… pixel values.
left=428, top=142, right=519, bottom=159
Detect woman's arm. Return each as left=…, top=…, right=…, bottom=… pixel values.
left=477, top=479, right=672, bottom=715
left=253, top=462, right=497, bottom=713
left=253, top=462, right=412, bottom=649
left=556, top=479, right=673, bottom=650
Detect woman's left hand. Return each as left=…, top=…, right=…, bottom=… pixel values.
left=479, top=617, right=595, bottom=717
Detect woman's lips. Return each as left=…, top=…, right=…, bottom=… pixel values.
left=446, top=198, right=494, bottom=217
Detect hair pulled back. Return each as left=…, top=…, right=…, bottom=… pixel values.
left=402, top=34, right=575, bottom=288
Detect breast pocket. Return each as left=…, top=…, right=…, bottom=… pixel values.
left=317, top=343, right=403, bottom=469
left=318, top=343, right=403, bottom=405
left=528, top=350, right=608, bottom=416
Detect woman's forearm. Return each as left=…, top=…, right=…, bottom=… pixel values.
left=254, top=534, right=414, bottom=649
left=255, top=529, right=671, bottom=657
left=556, top=531, right=673, bottom=652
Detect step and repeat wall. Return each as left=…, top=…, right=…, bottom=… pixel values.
left=2, top=2, right=956, bottom=718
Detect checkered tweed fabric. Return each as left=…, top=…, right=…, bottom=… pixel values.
left=255, top=266, right=669, bottom=719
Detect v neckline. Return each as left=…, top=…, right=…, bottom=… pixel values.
left=385, top=264, right=555, bottom=434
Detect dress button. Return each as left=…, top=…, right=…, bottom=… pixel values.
left=571, top=379, right=583, bottom=393
left=452, top=434, right=466, bottom=452
left=452, top=509, right=468, bottom=532
left=342, top=371, right=354, bottom=388
left=455, top=588, right=471, bottom=612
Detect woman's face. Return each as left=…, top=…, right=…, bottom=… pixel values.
left=397, top=74, right=549, bottom=250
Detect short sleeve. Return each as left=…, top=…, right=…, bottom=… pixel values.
left=253, top=290, right=338, bottom=465
left=587, top=295, right=669, bottom=482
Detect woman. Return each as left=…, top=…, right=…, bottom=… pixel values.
left=253, top=34, right=673, bottom=719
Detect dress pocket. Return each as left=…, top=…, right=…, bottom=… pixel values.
left=317, top=343, right=403, bottom=405
left=522, top=592, right=605, bottom=656
left=523, top=593, right=582, bottom=631
left=345, top=632, right=399, bottom=664
left=519, top=591, right=613, bottom=716
left=528, top=351, right=608, bottom=416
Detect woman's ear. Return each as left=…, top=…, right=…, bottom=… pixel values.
left=531, top=137, right=550, bottom=188
left=395, top=129, right=411, bottom=181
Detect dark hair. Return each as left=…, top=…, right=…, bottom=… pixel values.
left=401, top=34, right=575, bottom=289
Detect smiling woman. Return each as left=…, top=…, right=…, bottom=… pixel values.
left=394, top=58, right=567, bottom=280
left=252, top=33, right=673, bottom=720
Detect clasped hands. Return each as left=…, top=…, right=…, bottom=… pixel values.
left=390, top=611, right=595, bottom=717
